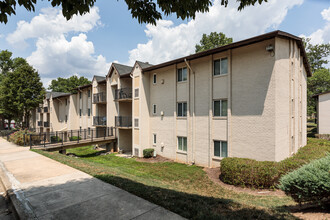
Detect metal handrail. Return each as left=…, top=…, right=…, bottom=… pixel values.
left=93, top=92, right=106, bottom=103
left=93, top=116, right=107, bottom=126
left=115, top=88, right=132, bottom=100
left=115, top=116, right=132, bottom=128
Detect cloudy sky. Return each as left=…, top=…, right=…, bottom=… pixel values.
left=0, top=0, right=329, bottom=87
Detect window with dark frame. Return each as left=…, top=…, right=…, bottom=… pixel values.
left=153, top=74, right=157, bottom=84
left=213, top=100, right=227, bottom=117
left=178, top=136, right=187, bottom=152
left=214, top=140, right=228, bottom=157
left=134, top=118, right=139, bottom=128
left=88, top=90, right=91, bottom=98
left=88, top=108, right=91, bottom=117
left=153, top=134, right=156, bottom=145
left=177, top=67, right=187, bottom=82
left=153, top=104, right=156, bottom=115
left=135, top=88, right=139, bottom=98
left=177, top=102, right=187, bottom=117
left=79, top=109, right=82, bottom=117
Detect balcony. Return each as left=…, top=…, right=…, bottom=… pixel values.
left=115, top=116, right=132, bottom=128
left=93, top=116, right=107, bottom=126
left=93, top=92, right=106, bottom=104
left=44, top=121, right=50, bottom=127
left=44, top=107, right=49, bottom=113
left=37, top=121, right=43, bottom=126
left=115, top=88, right=132, bottom=101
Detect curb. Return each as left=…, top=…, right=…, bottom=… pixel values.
left=0, top=159, right=38, bottom=219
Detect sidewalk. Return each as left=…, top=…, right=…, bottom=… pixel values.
left=0, top=138, right=184, bottom=219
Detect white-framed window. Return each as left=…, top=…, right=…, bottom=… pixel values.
left=177, top=67, right=187, bottom=82
left=214, top=57, right=228, bottom=76
left=214, top=140, right=228, bottom=157
left=213, top=100, right=227, bottom=117
left=153, top=104, right=157, bottom=115
left=88, top=108, right=91, bottom=117
left=153, top=73, right=157, bottom=84
left=153, top=133, right=157, bottom=145
left=177, top=102, right=187, bottom=117
left=134, top=118, right=139, bottom=128
left=178, top=136, right=187, bottom=152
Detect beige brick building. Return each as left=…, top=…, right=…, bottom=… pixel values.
left=31, top=31, right=311, bottom=167
left=315, top=91, right=330, bottom=134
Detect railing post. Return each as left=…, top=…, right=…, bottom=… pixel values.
left=71, top=130, right=73, bottom=141
left=84, top=129, right=86, bottom=140
left=77, top=130, right=80, bottom=143
left=62, top=132, right=64, bottom=146
left=29, top=135, right=32, bottom=149
left=91, top=129, right=93, bottom=141
left=104, top=127, right=106, bottom=140
left=56, top=131, right=58, bottom=142
left=44, top=133, right=46, bottom=148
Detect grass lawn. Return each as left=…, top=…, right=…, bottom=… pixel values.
left=32, top=138, right=329, bottom=219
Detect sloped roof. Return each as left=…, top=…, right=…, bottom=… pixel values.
left=136, top=61, right=153, bottom=69
left=52, top=92, right=71, bottom=99
left=113, top=63, right=133, bottom=76
left=313, top=91, right=330, bottom=98
left=143, top=30, right=312, bottom=77
left=93, top=75, right=106, bottom=82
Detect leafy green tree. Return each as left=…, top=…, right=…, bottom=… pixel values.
left=307, top=69, right=330, bottom=116
left=48, top=75, right=91, bottom=93
left=304, top=38, right=330, bottom=73
left=0, top=63, right=45, bottom=128
left=0, top=50, right=13, bottom=76
left=0, top=0, right=269, bottom=25
left=195, top=32, right=233, bottom=53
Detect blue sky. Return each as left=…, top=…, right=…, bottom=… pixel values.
left=0, top=0, right=329, bottom=87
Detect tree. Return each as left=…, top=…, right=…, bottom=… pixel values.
left=0, top=63, right=45, bottom=128
left=48, top=75, right=91, bottom=93
left=303, top=38, right=330, bottom=73
left=307, top=69, right=330, bottom=116
left=195, top=32, right=233, bottom=53
left=0, top=50, right=13, bottom=76
left=0, top=0, right=269, bottom=25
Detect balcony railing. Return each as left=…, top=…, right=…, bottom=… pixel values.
left=44, top=107, right=49, bottom=113
left=115, top=116, right=132, bottom=128
left=44, top=121, right=50, bottom=127
left=93, top=92, right=106, bottom=104
left=93, top=116, right=107, bottom=126
left=115, top=88, right=132, bottom=101
left=38, top=121, right=43, bottom=126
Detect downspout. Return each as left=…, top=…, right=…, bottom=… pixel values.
left=184, top=58, right=195, bottom=164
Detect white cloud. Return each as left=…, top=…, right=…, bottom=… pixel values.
left=302, top=6, right=330, bottom=45
left=7, top=7, right=110, bottom=86
left=128, top=0, right=303, bottom=65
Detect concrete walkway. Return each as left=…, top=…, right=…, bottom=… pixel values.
left=0, top=138, right=184, bottom=220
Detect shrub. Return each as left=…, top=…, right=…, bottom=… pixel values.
left=279, top=155, right=330, bottom=204
left=143, top=148, right=154, bottom=158
left=51, top=136, right=62, bottom=143
left=8, top=129, right=40, bottom=146
left=220, top=138, right=330, bottom=188
left=69, top=136, right=82, bottom=141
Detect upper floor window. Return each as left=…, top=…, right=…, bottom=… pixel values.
left=65, top=115, right=67, bottom=123
left=153, top=74, right=157, bottom=84
left=214, top=57, right=228, bottom=76
left=135, top=88, right=139, bottom=98
left=134, top=118, right=139, bottom=128
left=79, top=109, right=82, bottom=117
left=177, top=67, right=187, bottom=82
left=88, top=108, right=91, bottom=117
left=213, top=100, right=227, bottom=117
left=79, top=92, right=82, bottom=99
left=153, top=104, right=157, bottom=115
left=88, top=90, right=91, bottom=98
left=214, top=140, right=228, bottom=157
left=177, top=102, right=187, bottom=117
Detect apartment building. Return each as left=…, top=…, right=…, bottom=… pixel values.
left=314, top=91, right=330, bottom=134
left=131, top=31, right=310, bottom=167
left=75, top=84, right=93, bottom=131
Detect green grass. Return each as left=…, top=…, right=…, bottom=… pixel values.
left=32, top=145, right=307, bottom=219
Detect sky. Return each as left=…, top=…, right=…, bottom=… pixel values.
left=0, top=0, right=329, bottom=88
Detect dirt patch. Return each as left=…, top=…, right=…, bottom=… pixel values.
left=204, top=167, right=285, bottom=196
left=135, top=155, right=174, bottom=163
left=290, top=204, right=330, bottom=220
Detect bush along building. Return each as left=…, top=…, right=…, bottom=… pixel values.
left=31, top=30, right=311, bottom=167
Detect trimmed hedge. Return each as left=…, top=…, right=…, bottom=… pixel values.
left=220, top=138, right=330, bottom=188
left=8, top=129, right=40, bottom=146
left=143, top=148, right=154, bottom=158
left=279, top=155, right=330, bottom=204
left=69, top=136, right=82, bottom=141
left=51, top=136, right=62, bottom=143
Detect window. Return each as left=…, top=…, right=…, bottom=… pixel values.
left=134, top=118, right=139, bottom=128
left=213, top=100, right=227, bottom=117
left=88, top=90, right=91, bottom=98
left=65, top=115, right=67, bottom=123
left=88, top=108, right=91, bottom=117
left=214, top=57, right=228, bottom=76
left=153, top=74, right=157, bottom=84
left=135, top=88, right=139, bottom=98
left=153, top=134, right=156, bottom=145
left=79, top=92, right=82, bottom=99
left=177, top=102, right=187, bottom=117
left=178, top=137, right=187, bottom=152
left=214, top=140, right=228, bottom=157
left=153, top=104, right=157, bottom=115
left=79, top=109, right=82, bottom=117
left=177, top=67, right=187, bottom=82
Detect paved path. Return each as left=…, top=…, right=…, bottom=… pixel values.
left=0, top=138, right=184, bottom=220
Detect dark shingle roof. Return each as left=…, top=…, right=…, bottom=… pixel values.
left=113, top=63, right=132, bottom=76
left=51, top=92, right=71, bottom=99
left=313, top=91, right=330, bottom=98
left=136, top=61, right=153, bottom=69
left=94, top=75, right=106, bottom=82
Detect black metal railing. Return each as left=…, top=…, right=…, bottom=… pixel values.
left=26, top=127, right=115, bottom=148
left=44, top=121, right=50, bottom=127
left=115, top=116, right=132, bottom=128
left=38, top=121, right=43, bottom=126
left=115, top=88, right=132, bottom=100
left=44, top=107, right=49, bottom=113
left=93, top=116, right=107, bottom=126
left=93, top=92, right=106, bottom=103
